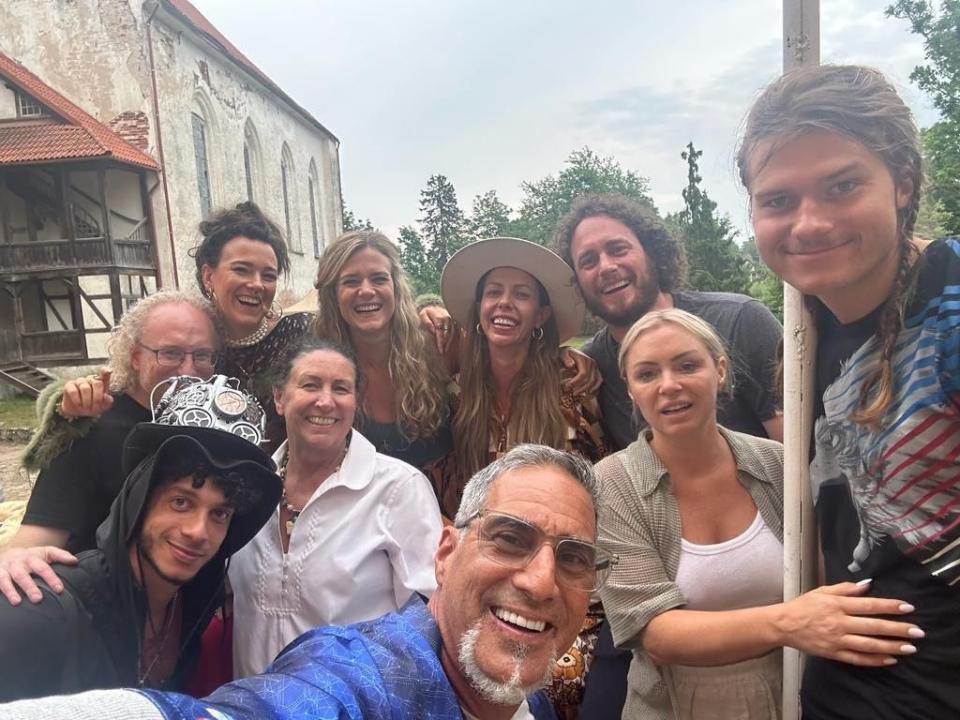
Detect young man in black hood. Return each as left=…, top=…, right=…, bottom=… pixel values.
left=0, top=377, right=281, bottom=701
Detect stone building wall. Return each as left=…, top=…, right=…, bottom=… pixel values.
left=0, top=0, right=341, bottom=302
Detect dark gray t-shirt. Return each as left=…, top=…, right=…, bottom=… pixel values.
left=583, top=291, right=782, bottom=450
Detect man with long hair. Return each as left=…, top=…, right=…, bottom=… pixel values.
left=738, top=64, right=960, bottom=719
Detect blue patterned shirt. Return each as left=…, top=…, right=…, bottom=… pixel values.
left=141, top=595, right=557, bottom=720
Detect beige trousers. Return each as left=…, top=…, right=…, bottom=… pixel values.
left=663, top=652, right=782, bottom=720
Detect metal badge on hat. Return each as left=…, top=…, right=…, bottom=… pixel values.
left=149, top=375, right=266, bottom=446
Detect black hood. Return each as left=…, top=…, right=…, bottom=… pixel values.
left=80, top=425, right=280, bottom=688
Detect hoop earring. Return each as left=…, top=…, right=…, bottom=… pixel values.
left=266, top=300, right=284, bottom=320
left=475, top=323, right=484, bottom=336
left=206, top=286, right=217, bottom=303
left=532, top=326, right=544, bottom=341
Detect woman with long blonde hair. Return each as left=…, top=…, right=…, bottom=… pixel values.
left=313, top=230, right=451, bottom=471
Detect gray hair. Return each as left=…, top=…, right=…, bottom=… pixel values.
left=453, top=444, right=600, bottom=528
left=107, top=290, right=219, bottom=393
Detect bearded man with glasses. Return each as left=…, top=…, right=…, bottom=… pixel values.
left=0, top=444, right=614, bottom=720
left=0, top=291, right=219, bottom=606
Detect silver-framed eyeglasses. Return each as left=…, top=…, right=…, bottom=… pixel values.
left=458, top=510, right=618, bottom=592
left=138, top=344, right=219, bottom=368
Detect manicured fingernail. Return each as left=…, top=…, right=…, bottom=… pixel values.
left=883, top=658, right=898, bottom=666
left=856, top=578, right=872, bottom=586
left=899, top=603, right=915, bottom=613
left=900, top=644, right=917, bottom=654
left=908, top=627, right=925, bottom=639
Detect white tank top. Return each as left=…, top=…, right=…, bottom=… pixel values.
left=675, top=511, right=783, bottom=611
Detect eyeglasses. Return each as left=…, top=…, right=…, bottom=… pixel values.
left=458, top=510, right=618, bottom=592
left=138, top=344, right=219, bottom=368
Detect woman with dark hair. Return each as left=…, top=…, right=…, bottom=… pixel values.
left=194, top=202, right=314, bottom=448
left=737, top=64, right=960, bottom=719
left=229, top=338, right=442, bottom=678
left=313, top=230, right=453, bottom=472
left=436, top=237, right=605, bottom=518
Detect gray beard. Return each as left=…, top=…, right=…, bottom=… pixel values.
left=457, top=618, right=557, bottom=706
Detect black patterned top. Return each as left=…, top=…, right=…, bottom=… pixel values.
left=217, top=311, right=314, bottom=452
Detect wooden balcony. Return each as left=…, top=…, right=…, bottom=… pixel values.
left=0, top=221, right=154, bottom=281
left=19, top=330, right=84, bottom=361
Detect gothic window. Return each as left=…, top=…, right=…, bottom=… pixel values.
left=192, top=113, right=212, bottom=219
left=280, top=143, right=299, bottom=251
left=243, top=143, right=254, bottom=202
left=308, top=175, right=320, bottom=258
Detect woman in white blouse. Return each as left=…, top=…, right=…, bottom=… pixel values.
left=596, top=309, right=918, bottom=719
left=229, top=338, right=443, bottom=677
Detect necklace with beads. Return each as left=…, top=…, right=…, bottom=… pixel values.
left=279, top=443, right=349, bottom=536
left=224, top=317, right=271, bottom=348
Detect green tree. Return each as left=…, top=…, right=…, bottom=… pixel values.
left=418, top=174, right=467, bottom=276
left=342, top=202, right=374, bottom=232
left=919, top=122, right=960, bottom=234
left=397, top=225, right=437, bottom=294
left=741, top=237, right=784, bottom=321
left=468, top=190, right=513, bottom=240
left=666, top=143, right=750, bottom=294
left=513, top=148, right=652, bottom=245
left=887, top=0, right=960, bottom=233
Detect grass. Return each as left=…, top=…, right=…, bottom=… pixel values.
left=0, top=397, right=37, bottom=429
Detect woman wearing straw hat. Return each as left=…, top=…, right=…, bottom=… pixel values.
left=437, top=237, right=606, bottom=517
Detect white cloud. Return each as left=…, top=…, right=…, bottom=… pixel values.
left=192, top=0, right=934, bottom=239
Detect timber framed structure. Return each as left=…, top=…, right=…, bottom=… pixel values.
left=0, top=51, right=160, bottom=367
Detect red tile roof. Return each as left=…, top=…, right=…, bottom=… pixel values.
left=0, top=52, right=159, bottom=170
left=163, top=0, right=338, bottom=142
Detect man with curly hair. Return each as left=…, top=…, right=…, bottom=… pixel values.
left=0, top=291, right=218, bottom=605
left=553, top=194, right=784, bottom=451
left=553, top=195, right=783, bottom=718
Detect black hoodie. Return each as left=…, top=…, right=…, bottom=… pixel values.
left=0, top=433, right=280, bottom=701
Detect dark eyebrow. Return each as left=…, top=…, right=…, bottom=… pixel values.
left=823, top=161, right=866, bottom=181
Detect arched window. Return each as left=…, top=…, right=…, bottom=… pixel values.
left=280, top=143, right=300, bottom=251
left=191, top=92, right=218, bottom=219
left=192, top=113, right=212, bottom=218
left=243, top=120, right=263, bottom=202
left=308, top=159, right=322, bottom=258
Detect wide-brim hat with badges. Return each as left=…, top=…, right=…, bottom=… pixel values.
left=121, top=375, right=281, bottom=556
left=441, top=237, right=585, bottom=344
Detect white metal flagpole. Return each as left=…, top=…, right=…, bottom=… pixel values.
left=781, top=1, right=819, bottom=719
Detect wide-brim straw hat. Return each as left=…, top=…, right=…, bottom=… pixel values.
left=441, top=237, right=585, bottom=343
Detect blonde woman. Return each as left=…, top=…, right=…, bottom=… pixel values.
left=598, top=309, right=919, bottom=719
left=314, top=231, right=451, bottom=472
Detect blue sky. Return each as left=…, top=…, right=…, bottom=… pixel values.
left=193, top=0, right=937, bottom=239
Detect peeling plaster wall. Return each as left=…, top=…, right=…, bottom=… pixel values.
left=1, top=0, right=341, bottom=301
left=150, top=15, right=340, bottom=299
left=0, top=0, right=150, bottom=121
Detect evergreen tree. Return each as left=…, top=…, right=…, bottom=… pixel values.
left=418, top=174, right=467, bottom=275
left=666, top=143, right=750, bottom=294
